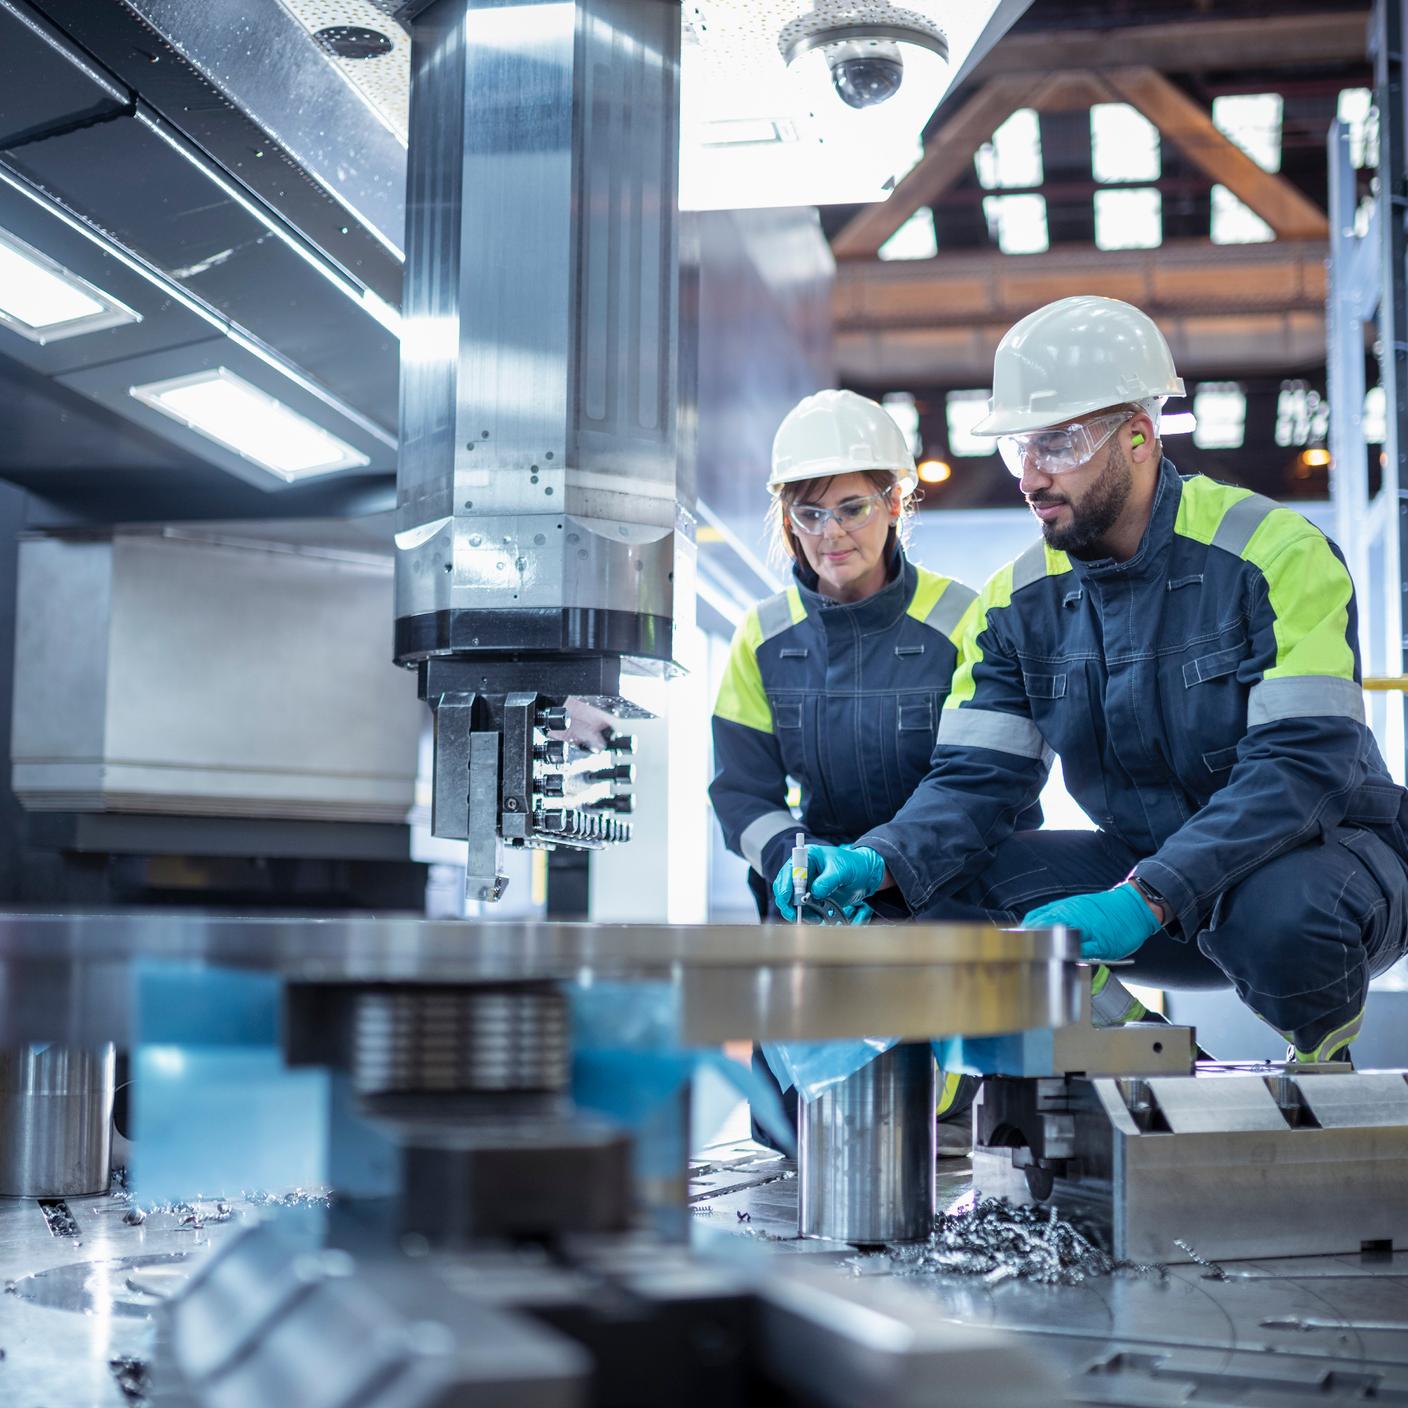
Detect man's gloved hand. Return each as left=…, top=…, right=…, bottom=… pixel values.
left=1021, top=884, right=1162, bottom=962
left=773, top=844, right=886, bottom=921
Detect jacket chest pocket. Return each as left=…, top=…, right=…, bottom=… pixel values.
left=1172, top=638, right=1248, bottom=782
left=898, top=696, right=935, bottom=732
left=1023, top=671, right=1067, bottom=700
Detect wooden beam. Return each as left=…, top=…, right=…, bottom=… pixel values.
left=973, top=12, right=1369, bottom=77
left=1100, top=67, right=1329, bottom=241
left=830, top=74, right=1033, bottom=260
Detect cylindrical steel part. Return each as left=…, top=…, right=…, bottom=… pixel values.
left=352, top=985, right=569, bottom=1096
left=797, top=1042, right=935, bottom=1244
left=0, top=1044, right=115, bottom=1197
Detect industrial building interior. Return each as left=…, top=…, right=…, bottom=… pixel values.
left=0, top=0, right=1405, bottom=1404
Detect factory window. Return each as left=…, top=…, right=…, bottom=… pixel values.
left=882, top=392, right=922, bottom=457
left=1337, top=88, right=1377, bottom=170
left=1212, top=93, right=1284, bottom=173
left=1089, top=103, right=1160, bottom=184
left=1192, top=383, right=1247, bottom=450
left=1364, top=386, right=1387, bottom=444
left=1275, top=382, right=1329, bottom=448
left=983, top=194, right=1050, bottom=254
left=1093, top=188, right=1162, bottom=251
left=1210, top=185, right=1274, bottom=245
left=878, top=208, right=938, bottom=261
left=946, top=390, right=993, bottom=457
left=975, top=109, right=1043, bottom=190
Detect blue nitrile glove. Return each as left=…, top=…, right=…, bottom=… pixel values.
left=772, top=844, right=885, bottom=921
left=1021, top=884, right=1161, bottom=962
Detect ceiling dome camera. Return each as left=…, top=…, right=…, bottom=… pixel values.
left=826, top=40, right=905, bottom=110
left=779, top=4, right=949, bottom=112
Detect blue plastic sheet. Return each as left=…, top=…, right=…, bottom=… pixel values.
left=761, top=1036, right=900, bottom=1103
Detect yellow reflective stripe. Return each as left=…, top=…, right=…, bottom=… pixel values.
left=712, top=607, right=772, bottom=732
left=946, top=560, right=1016, bottom=709
left=1244, top=524, right=1356, bottom=682
left=787, top=585, right=806, bottom=625
left=1173, top=475, right=1256, bottom=545
left=905, top=568, right=949, bottom=625
left=936, top=1068, right=964, bottom=1116
left=1043, top=543, right=1074, bottom=579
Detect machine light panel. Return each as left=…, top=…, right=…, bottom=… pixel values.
left=882, top=392, right=922, bottom=457
left=130, top=368, right=370, bottom=482
left=1192, top=383, right=1247, bottom=451
left=0, top=229, right=140, bottom=344
left=946, top=390, right=993, bottom=457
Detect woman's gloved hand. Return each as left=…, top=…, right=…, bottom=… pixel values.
left=773, top=844, right=886, bottom=921
left=1021, top=884, right=1162, bottom=962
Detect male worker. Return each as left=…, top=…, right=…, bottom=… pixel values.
left=774, top=295, right=1408, bottom=1062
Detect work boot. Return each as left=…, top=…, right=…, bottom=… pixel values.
left=936, top=1070, right=977, bottom=1156
left=1091, top=967, right=1216, bottom=1060
left=1284, top=1008, right=1363, bottom=1068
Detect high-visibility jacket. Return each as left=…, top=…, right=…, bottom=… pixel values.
left=857, top=460, right=1408, bottom=937
left=709, top=551, right=978, bottom=906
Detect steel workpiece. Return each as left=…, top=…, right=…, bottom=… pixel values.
left=0, top=912, right=1081, bottom=1047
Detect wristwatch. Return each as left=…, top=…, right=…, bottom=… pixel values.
left=1126, top=873, right=1168, bottom=926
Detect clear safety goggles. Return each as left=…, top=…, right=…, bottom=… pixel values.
left=997, top=411, right=1134, bottom=478
left=787, top=488, right=894, bottom=536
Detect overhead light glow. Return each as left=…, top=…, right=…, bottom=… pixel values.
left=1364, top=385, right=1387, bottom=443
left=1210, top=184, right=1274, bottom=245
left=946, top=390, right=993, bottom=457
left=1192, top=383, right=1246, bottom=450
left=917, top=458, right=951, bottom=484
left=1212, top=93, right=1283, bottom=173
left=1161, top=411, right=1197, bottom=435
left=983, top=193, right=1049, bottom=254
left=0, top=229, right=140, bottom=344
left=882, top=392, right=922, bottom=457
left=1094, top=188, right=1162, bottom=251
left=1338, top=88, right=1377, bottom=170
left=878, top=208, right=938, bottom=261
left=975, top=108, right=1043, bottom=191
left=1090, top=103, right=1160, bottom=183
left=1300, top=447, right=1332, bottom=468
left=130, top=368, right=370, bottom=482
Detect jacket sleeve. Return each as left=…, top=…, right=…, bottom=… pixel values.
left=856, top=569, right=1050, bottom=912
left=708, top=610, right=806, bottom=891
left=1134, top=528, right=1371, bottom=939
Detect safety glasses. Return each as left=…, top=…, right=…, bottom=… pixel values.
left=787, top=489, right=895, bottom=537
left=997, top=412, right=1132, bottom=478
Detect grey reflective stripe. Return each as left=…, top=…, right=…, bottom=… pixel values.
left=924, top=582, right=977, bottom=638
left=1210, top=492, right=1278, bottom=557
left=938, top=706, right=1047, bottom=759
left=757, top=591, right=797, bottom=643
left=1247, top=675, right=1365, bottom=727
left=1091, top=974, right=1146, bottom=1027
left=740, top=809, right=798, bottom=874
left=1012, top=542, right=1048, bottom=593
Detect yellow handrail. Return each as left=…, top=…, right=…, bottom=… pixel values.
left=1364, top=677, right=1408, bottom=693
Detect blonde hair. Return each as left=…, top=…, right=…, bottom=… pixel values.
left=766, top=469, right=914, bottom=569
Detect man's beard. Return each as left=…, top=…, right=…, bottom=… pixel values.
left=1030, top=441, right=1134, bottom=558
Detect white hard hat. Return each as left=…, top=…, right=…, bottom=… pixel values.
left=973, top=296, right=1185, bottom=437
left=769, top=389, right=918, bottom=495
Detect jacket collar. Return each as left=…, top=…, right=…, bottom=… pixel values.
left=794, top=544, right=914, bottom=632
left=1070, top=456, right=1183, bottom=585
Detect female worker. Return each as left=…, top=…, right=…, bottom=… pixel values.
left=708, top=389, right=983, bottom=1145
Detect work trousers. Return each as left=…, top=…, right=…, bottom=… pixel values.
left=918, top=827, right=1408, bottom=1053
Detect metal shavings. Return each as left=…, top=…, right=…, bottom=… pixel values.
left=689, top=1205, right=714, bottom=1215
left=885, top=1197, right=1164, bottom=1288
left=38, top=1199, right=81, bottom=1239
left=1174, top=1238, right=1227, bottom=1281
left=109, top=1355, right=150, bottom=1406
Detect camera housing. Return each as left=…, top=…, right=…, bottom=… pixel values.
left=779, top=7, right=950, bottom=112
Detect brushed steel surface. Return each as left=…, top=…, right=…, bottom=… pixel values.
left=0, top=1045, right=114, bottom=1198
left=0, top=913, right=1081, bottom=1048
left=798, top=1043, right=935, bottom=1244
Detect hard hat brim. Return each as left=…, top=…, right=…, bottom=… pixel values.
left=972, top=383, right=1185, bottom=439
left=768, top=462, right=918, bottom=496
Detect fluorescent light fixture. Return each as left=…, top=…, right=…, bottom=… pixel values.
left=1094, top=188, right=1162, bottom=251
left=1364, top=385, right=1387, bottom=443
left=882, top=392, right=922, bottom=457
left=1274, top=381, right=1328, bottom=448
left=1210, top=184, right=1274, bottom=245
left=1192, top=383, right=1246, bottom=450
left=878, top=208, right=938, bottom=261
left=946, top=390, right=993, bottom=457
left=1090, top=103, right=1160, bottom=183
left=976, top=108, right=1042, bottom=191
left=1161, top=411, right=1196, bottom=435
left=983, top=193, right=1049, bottom=254
left=130, top=368, right=370, bottom=482
left=0, top=228, right=140, bottom=344
left=1212, top=93, right=1283, bottom=173
left=1338, top=88, right=1376, bottom=170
